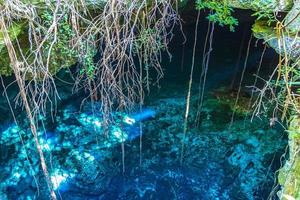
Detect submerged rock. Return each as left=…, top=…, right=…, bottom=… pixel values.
left=143, top=86, right=286, bottom=199
left=210, top=87, right=253, bottom=116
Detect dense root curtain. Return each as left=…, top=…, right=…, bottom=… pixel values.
left=0, top=0, right=178, bottom=116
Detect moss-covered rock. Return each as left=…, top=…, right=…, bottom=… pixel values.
left=278, top=116, right=300, bottom=200
left=0, top=22, right=26, bottom=76
left=227, top=0, right=293, bottom=11
left=0, top=15, right=78, bottom=77
left=284, top=0, right=300, bottom=33
left=252, top=20, right=300, bottom=61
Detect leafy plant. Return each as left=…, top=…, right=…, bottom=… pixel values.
left=252, top=8, right=277, bottom=25
left=80, top=43, right=97, bottom=79
left=196, top=0, right=238, bottom=31
left=40, top=9, right=78, bottom=74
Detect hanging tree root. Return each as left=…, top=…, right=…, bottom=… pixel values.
left=0, top=16, right=57, bottom=200
left=75, top=0, right=179, bottom=117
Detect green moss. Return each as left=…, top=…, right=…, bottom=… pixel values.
left=252, top=20, right=275, bottom=39
left=227, top=0, right=293, bottom=11
left=0, top=10, right=79, bottom=77
left=0, top=22, right=24, bottom=49
left=278, top=157, right=300, bottom=199
left=289, top=118, right=300, bottom=140
left=278, top=116, right=300, bottom=199
left=0, top=22, right=26, bottom=76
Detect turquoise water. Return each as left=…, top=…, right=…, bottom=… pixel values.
left=0, top=81, right=287, bottom=199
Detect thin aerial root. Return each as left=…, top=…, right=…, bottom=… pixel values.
left=229, top=34, right=253, bottom=129
left=244, top=44, right=266, bottom=125
left=195, top=21, right=215, bottom=125
left=180, top=11, right=200, bottom=165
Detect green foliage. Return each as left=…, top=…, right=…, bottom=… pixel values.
left=278, top=117, right=300, bottom=199
left=196, top=0, right=238, bottom=32
left=40, top=10, right=78, bottom=75
left=0, top=50, right=13, bottom=76
left=80, top=44, right=97, bottom=79
left=251, top=2, right=277, bottom=26
left=252, top=10, right=276, bottom=25
left=135, top=28, right=164, bottom=54
left=0, top=9, right=79, bottom=77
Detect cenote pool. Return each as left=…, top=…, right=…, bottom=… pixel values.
left=0, top=3, right=294, bottom=200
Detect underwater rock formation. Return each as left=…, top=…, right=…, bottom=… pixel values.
left=145, top=87, right=286, bottom=200
left=0, top=100, right=158, bottom=199
left=210, top=87, right=253, bottom=116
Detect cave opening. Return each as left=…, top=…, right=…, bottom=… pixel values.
left=0, top=2, right=293, bottom=200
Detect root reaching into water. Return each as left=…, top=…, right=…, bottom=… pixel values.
left=0, top=75, right=41, bottom=196
left=180, top=11, right=200, bottom=165
left=230, top=24, right=248, bottom=90
left=75, top=0, right=178, bottom=117
left=229, top=34, right=252, bottom=129
left=250, top=21, right=299, bottom=199
left=1, top=0, right=179, bottom=120
left=252, top=24, right=300, bottom=121
left=243, top=44, right=266, bottom=125
left=195, top=21, right=215, bottom=125
left=0, top=16, right=57, bottom=200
